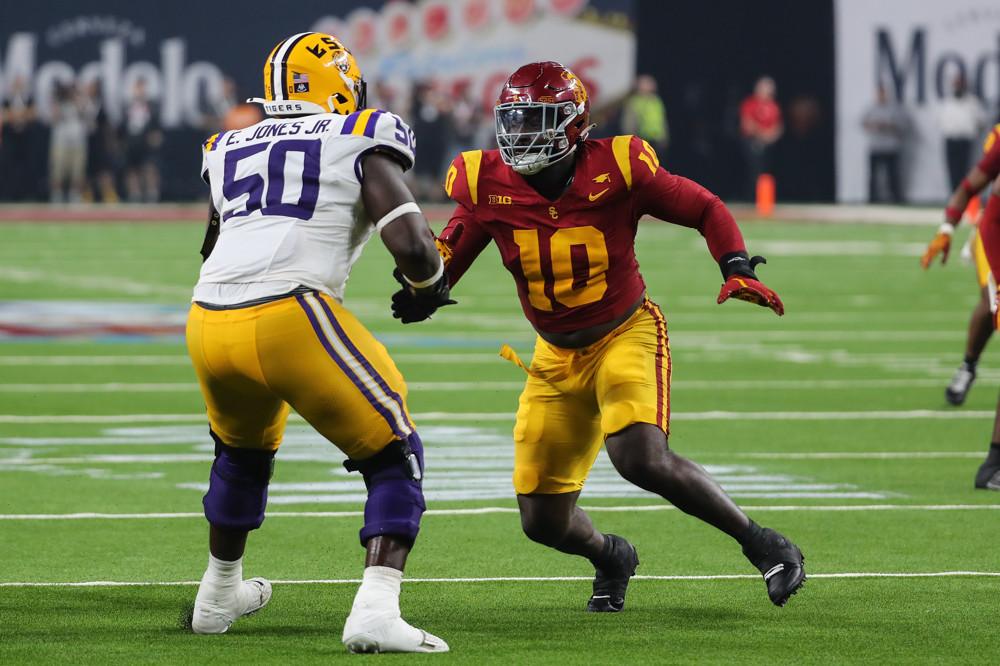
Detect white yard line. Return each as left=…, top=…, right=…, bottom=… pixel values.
left=2, top=571, right=998, bottom=587
left=0, top=451, right=986, bottom=465
left=0, top=355, right=191, bottom=365
left=1, top=504, right=997, bottom=520
left=0, top=378, right=975, bottom=392
left=1, top=410, right=995, bottom=424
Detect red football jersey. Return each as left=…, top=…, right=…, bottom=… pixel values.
left=441, top=135, right=747, bottom=333
left=977, top=124, right=1000, bottom=180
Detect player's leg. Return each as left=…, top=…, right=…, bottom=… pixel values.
left=974, top=385, right=1000, bottom=490
left=947, top=236, right=993, bottom=405
left=272, top=292, right=446, bottom=653
left=186, top=304, right=284, bottom=634
left=596, top=300, right=804, bottom=606
left=511, top=339, right=637, bottom=612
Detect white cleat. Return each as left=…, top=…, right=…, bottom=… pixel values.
left=192, top=577, right=272, bottom=634
left=342, top=610, right=449, bottom=654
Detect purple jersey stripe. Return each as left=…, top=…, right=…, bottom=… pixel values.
left=294, top=294, right=410, bottom=440
left=313, top=294, right=411, bottom=427
left=361, top=109, right=385, bottom=138
left=340, top=111, right=361, bottom=135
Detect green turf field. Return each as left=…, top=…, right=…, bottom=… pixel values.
left=1, top=215, right=997, bottom=664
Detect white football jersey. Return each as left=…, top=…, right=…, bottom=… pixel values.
left=194, top=109, right=417, bottom=305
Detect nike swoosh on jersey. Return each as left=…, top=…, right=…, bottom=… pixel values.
left=589, top=188, right=609, bottom=201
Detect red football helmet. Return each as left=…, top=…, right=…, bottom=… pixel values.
left=494, top=61, right=592, bottom=174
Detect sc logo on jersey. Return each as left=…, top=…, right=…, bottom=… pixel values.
left=489, top=195, right=512, bottom=205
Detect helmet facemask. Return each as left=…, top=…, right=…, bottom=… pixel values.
left=495, top=100, right=586, bottom=175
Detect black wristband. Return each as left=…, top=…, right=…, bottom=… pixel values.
left=719, top=251, right=768, bottom=280
left=719, top=251, right=755, bottom=280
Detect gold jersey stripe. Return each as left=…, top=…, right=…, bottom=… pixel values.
left=612, top=135, right=633, bottom=191
left=463, top=150, right=483, bottom=205
left=351, top=109, right=377, bottom=135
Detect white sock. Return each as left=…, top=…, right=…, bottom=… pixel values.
left=199, top=554, right=243, bottom=596
left=350, top=566, right=403, bottom=615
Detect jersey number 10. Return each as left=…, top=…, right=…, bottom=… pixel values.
left=512, top=226, right=609, bottom=311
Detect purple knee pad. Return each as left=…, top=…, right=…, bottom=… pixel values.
left=357, top=432, right=426, bottom=546
left=202, top=431, right=275, bottom=532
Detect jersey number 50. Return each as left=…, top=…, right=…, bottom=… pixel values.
left=221, top=139, right=322, bottom=222
left=513, top=226, right=608, bottom=311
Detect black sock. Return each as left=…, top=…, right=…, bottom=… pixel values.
left=590, top=533, right=615, bottom=568
left=986, top=442, right=1000, bottom=464
left=964, top=356, right=979, bottom=369
left=737, top=519, right=764, bottom=547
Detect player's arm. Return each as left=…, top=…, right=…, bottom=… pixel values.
left=437, top=152, right=493, bottom=288
left=977, top=179, right=1000, bottom=326
left=923, top=167, right=991, bottom=268
left=635, top=156, right=783, bottom=315
left=360, top=151, right=455, bottom=323
left=437, top=206, right=491, bottom=289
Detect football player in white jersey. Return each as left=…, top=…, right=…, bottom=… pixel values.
left=186, top=33, right=451, bottom=653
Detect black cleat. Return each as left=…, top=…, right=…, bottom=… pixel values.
left=743, top=527, right=805, bottom=607
left=586, top=534, right=639, bottom=612
left=945, top=363, right=976, bottom=406
left=974, top=461, right=1000, bottom=491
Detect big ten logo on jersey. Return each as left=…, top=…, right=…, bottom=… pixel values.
left=489, top=194, right=512, bottom=205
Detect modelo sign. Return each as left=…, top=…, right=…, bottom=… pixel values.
left=1, top=17, right=226, bottom=128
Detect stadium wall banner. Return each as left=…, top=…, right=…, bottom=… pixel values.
left=835, top=0, right=1000, bottom=204
left=0, top=0, right=635, bottom=128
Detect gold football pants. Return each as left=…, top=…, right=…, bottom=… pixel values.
left=508, top=299, right=671, bottom=495
left=186, top=291, right=414, bottom=459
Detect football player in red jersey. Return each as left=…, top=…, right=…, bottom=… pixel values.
left=394, top=62, right=805, bottom=610
left=923, top=120, right=1000, bottom=408
left=955, top=118, right=1000, bottom=490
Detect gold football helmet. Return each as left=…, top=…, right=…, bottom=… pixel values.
left=255, top=32, right=366, bottom=116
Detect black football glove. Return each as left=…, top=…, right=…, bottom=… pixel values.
left=391, top=268, right=457, bottom=324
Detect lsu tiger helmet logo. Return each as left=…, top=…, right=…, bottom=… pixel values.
left=255, top=32, right=367, bottom=117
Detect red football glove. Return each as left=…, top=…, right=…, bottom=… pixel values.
left=717, top=275, right=784, bottom=316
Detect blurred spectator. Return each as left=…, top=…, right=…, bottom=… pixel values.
left=739, top=76, right=783, bottom=200
left=368, top=81, right=402, bottom=115
left=81, top=80, right=121, bottom=203
left=0, top=76, right=45, bottom=201
left=123, top=80, right=163, bottom=202
left=48, top=82, right=88, bottom=203
left=441, top=80, right=483, bottom=172
left=200, top=75, right=262, bottom=134
left=939, top=73, right=988, bottom=191
left=408, top=80, right=448, bottom=202
left=778, top=93, right=830, bottom=202
left=620, top=74, right=670, bottom=164
left=222, top=103, right=264, bottom=132
left=862, top=84, right=911, bottom=203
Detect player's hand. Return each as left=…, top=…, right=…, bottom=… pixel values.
left=716, top=254, right=784, bottom=316
left=391, top=268, right=457, bottom=324
left=921, top=227, right=954, bottom=269
left=434, top=222, right=464, bottom=267
left=717, top=275, right=784, bottom=316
